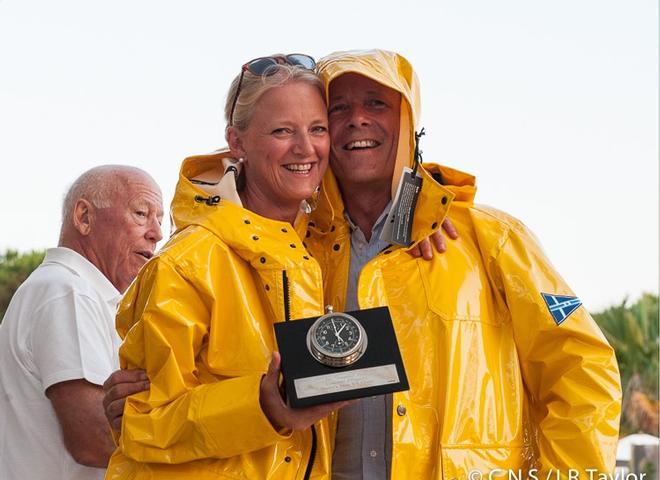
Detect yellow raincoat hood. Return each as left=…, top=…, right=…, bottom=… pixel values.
left=317, top=49, right=422, bottom=199
left=313, top=49, right=457, bottom=251
left=169, top=148, right=241, bottom=231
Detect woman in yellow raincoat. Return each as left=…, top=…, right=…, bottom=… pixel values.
left=105, top=55, right=346, bottom=479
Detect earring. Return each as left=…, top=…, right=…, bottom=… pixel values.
left=300, top=185, right=321, bottom=214
left=238, top=157, right=244, bottom=163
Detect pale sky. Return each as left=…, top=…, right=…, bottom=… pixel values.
left=0, top=0, right=657, bottom=311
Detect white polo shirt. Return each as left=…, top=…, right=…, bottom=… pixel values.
left=0, top=247, right=122, bottom=480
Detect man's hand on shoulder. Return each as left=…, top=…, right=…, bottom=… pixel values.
left=410, top=217, right=459, bottom=260
left=46, top=379, right=116, bottom=468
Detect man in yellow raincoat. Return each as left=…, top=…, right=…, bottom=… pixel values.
left=302, top=50, right=621, bottom=478
left=104, top=50, right=621, bottom=479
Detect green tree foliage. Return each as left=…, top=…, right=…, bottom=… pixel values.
left=0, top=249, right=45, bottom=320
left=593, top=293, right=659, bottom=435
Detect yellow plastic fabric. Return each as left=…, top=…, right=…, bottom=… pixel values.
left=106, top=150, right=334, bottom=479
left=307, top=50, right=622, bottom=478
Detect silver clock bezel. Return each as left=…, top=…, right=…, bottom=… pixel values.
left=306, top=312, right=368, bottom=367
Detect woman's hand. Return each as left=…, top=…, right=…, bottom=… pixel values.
left=259, top=352, right=351, bottom=432
left=410, top=217, right=459, bottom=260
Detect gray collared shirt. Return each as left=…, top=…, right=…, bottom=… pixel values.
left=344, top=203, right=392, bottom=312
left=333, top=203, right=393, bottom=480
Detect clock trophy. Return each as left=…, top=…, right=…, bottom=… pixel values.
left=274, top=306, right=409, bottom=408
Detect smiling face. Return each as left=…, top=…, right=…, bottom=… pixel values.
left=327, top=73, right=401, bottom=193
left=91, top=171, right=164, bottom=292
left=229, top=80, right=330, bottom=221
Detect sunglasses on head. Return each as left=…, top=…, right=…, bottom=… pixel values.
left=228, top=54, right=316, bottom=127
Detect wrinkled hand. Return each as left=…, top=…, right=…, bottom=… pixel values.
left=411, top=217, right=459, bottom=260
left=260, top=352, right=351, bottom=432
left=102, top=369, right=150, bottom=431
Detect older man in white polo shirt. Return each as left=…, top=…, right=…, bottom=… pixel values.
left=0, top=165, right=163, bottom=479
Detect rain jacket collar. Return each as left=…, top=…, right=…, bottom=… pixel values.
left=170, top=149, right=309, bottom=268
left=312, top=162, right=475, bottom=248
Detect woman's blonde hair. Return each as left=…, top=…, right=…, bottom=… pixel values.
left=224, top=63, right=324, bottom=136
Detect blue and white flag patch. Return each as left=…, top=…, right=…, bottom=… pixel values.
left=541, top=293, right=582, bottom=326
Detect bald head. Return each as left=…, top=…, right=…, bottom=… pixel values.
left=59, top=165, right=164, bottom=292
left=61, top=166, right=154, bottom=230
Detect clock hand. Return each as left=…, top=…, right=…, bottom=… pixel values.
left=331, top=319, right=339, bottom=334
left=334, top=324, right=349, bottom=344
left=330, top=319, right=343, bottom=343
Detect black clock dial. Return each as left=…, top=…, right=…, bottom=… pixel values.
left=307, top=310, right=367, bottom=367
left=313, top=316, right=360, bottom=355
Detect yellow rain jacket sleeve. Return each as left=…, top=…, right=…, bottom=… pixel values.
left=311, top=50, right=621, bottom=478
left=472, top=206, right=622, bottom=472
left=107, top=151, right=333, bottom=479
left=115, top=255, right=285, bottom=463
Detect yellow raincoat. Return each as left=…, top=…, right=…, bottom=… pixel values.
left=306, top=50, right=622, bottom=478
left=106, top=151, right=334, bottom=479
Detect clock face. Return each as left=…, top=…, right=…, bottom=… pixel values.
left=313, top=314, right=361, bottom=356
left=307, top=311, right=368, bottom=367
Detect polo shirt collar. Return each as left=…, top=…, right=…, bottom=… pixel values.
left=44, top=247, right=121, bottom=304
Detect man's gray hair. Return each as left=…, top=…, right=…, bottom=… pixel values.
left=61, top=165, right=147, bottom=225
